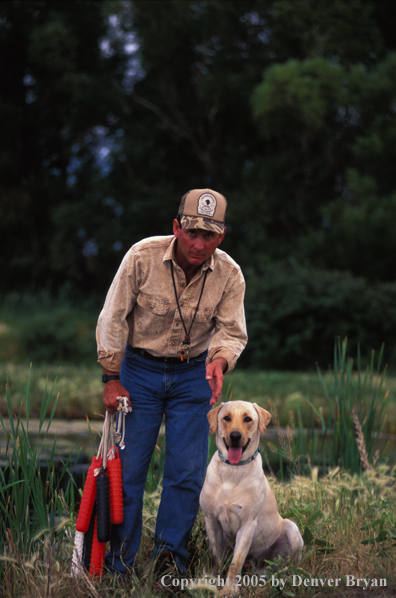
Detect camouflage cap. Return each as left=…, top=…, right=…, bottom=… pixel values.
left=178, top=189, right=227, bottom=234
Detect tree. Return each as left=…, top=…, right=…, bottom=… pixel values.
left=0, top=0, right=127, bottom=292
left=2, top=0, right=396, bottom=296
left=251, top=50, right=396, bottom=281
left=106, top=0, right=396, bottom=284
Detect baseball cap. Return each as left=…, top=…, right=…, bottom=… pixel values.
left=178, top=189, right=227, bottom=234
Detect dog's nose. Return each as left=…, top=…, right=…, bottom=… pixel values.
left=230, top=431, right=242, bottom=445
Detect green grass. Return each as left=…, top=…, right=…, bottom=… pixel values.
left=2, top=360, right=396, bottom=434
left=0, top=362, right=104, bottom=420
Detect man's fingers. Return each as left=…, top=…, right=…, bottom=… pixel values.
left=206, top=359, right=226, bottom=405
left=208, top=369, right=223, bottom=405
left=103, top=381, right=130, bottom=414
left=214, top=379, right=223, bottom=400
left=103, top=399, right=117, bottom=414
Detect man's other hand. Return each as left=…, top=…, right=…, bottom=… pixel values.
left=102, top=371, right=131, bottom=413
left=206, top=357, right=227, bottom=406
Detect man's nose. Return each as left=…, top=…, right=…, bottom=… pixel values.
left=193, top=236, right=205, bottom=251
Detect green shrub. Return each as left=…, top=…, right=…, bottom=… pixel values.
left=242, top=261, right=396, bottom=370
left=3, top=266, right=396, bottom=371
left=20, top=307, right=96, bottom=363
left=0, top=292, right=98, bottom=363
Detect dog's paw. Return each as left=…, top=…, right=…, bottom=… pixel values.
left=220, top=584, right=240, bottom=598
left=220, top=569, right=242, bottom=598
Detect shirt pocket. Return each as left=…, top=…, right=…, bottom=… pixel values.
left=191, top=306, right=215, bottom=341
left=136, top=292, right=170, bottom=335
left=194, top=306, right=215, bottom=323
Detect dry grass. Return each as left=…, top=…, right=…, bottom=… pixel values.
left=271, top=467, right=396, bottom=597
left=1, top=467, right=395, bottom=598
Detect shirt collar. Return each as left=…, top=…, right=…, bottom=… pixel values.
left=163, top=237, right=215, bottom=271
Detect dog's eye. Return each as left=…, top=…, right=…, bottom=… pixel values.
left=223, top=415, right=231, bottom=422
left=244, top=416, right=253, bottom=422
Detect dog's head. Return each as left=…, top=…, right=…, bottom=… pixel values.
left=207, top=400, right=271, bottom=465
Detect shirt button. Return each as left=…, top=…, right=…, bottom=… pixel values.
left=179, top=282, right=184, bottom=287
left=149, top=304, right=153, bottom=309
left=170, top=342, right=175, bottom=345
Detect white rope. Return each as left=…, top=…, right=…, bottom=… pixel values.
left=97, top=412, right=111, bottom=469
left=115, top=396, right=132, bottom=450
left=96, top=396, right=132, bottom=465
left=71, top=530, right=85, bottom=577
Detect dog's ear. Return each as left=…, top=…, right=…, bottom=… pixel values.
left=207, top=402, right=224, bottom=433
left=253, top=404, right=272, bottom=434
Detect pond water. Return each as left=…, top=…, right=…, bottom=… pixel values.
left=2, top=419, right=396, bottom=486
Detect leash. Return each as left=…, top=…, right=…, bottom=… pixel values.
left=218, top=447, right=260, bottom=466
left=171, top=262, right=208, bottom=362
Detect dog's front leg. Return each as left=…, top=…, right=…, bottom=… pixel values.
left=205, top=515, right=226, bottom=575
left=223, top=520, right=257, bottom=596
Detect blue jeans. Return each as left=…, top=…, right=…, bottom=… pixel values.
left=105, top=346, right=211, bottom=575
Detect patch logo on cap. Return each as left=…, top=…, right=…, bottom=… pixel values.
left=197, top=193, right=217, bottom=218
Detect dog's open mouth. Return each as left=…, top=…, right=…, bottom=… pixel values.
left=224, top=438, right=250, bottom=464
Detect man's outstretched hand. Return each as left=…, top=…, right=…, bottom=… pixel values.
left=206, top=357, right=227, bottom=406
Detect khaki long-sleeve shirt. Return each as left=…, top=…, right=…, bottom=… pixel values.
left=96, top=235, right=247, bottom=374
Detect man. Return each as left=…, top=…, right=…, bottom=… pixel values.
left=96, top=188, right=247, bottom=576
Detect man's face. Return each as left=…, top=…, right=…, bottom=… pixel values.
left=173, top=219, right=225, bottom=270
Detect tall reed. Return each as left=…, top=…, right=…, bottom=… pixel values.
left=0, top=367, right=76, bottom=574
left=318, top=338, right=388, bottom=472
left=271, top=339, right=388, bottom=477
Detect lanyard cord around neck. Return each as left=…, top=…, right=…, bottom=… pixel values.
left=171, top=262, right=208, bottom=349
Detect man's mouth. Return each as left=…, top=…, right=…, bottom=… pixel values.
left=223, top=438, right=250, bottom=464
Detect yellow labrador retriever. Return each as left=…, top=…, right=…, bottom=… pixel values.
left=200, top=401, right=303, bottom=595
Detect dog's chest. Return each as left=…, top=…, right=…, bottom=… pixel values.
left=216, top=504, right=243, bottom=540
left=200, top=457, right=266, bottom=536
left=213, top=483, right=253, bottom=538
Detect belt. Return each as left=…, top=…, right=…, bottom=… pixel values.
left=128, top=345, right=207, bottom=364
left=130, top=346, right=206, bottom=364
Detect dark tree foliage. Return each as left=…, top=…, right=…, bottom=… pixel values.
left=100, top=0, right=275, bottom=269
left=2, top=0, right=396, bottom=367
left=0, top=0, right=127, bottom=291
left=100, top=0, right=396, bottom=285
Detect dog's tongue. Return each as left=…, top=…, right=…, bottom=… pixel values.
left=228, top=447, right=243, bottom=464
